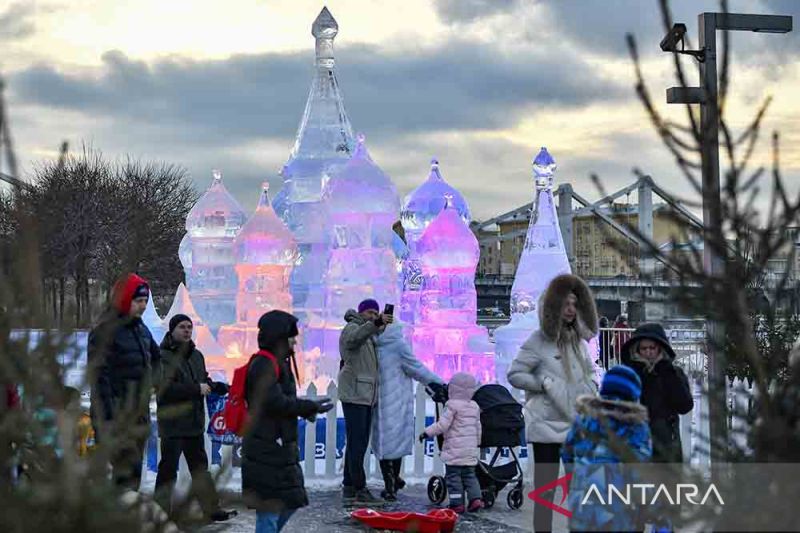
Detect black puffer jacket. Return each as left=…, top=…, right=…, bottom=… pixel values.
left=622, top=352, right=693, bottom=463
left=157, top=335, right=228, bottom=439
left=242, top=354, right=317, bottom=512
left=89, top=315, right=161, bottom=423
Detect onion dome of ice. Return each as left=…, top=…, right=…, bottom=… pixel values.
left=417, top=198, right=479, bottom=271
left=185, top=170, right=247, bottom=238
left=322, top=134, right=400, bottom=215
left=401, top=159, right=470, bottom=235
left=234, top=182, right=298, bottom=265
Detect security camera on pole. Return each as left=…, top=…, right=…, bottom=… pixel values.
left=660, top=11, right=792, bottom=463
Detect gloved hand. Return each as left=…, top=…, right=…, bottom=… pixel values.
left=418, top=432, right=427, bottom=443
left=314, top=399, right=334, bottom=414
left=426, top=382, right=448, bottom=403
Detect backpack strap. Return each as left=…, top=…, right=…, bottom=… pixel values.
left=255, top=349, right=281, bottom=382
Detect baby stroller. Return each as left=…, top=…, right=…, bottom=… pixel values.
left=425, top=383, right=526, bottom=509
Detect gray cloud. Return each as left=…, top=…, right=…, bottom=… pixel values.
left=433, top=0, right=520, bottom=24
left=0, top=3, right=35, bottom=42
left=542, top=0, right=800, bottom=63
left=9, top=37, right=628, bottom=149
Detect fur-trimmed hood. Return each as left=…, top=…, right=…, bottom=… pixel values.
left=575, top=394, right=649, bottom=424
left=539, top=274, right=598, bottom=342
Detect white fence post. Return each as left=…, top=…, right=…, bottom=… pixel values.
left=304, top=383, right=317, bottom=478
left=325, top=383, right=338, bottom=479
left=414, top=384, right=426, bottom=478
left=730, top=378, right=750, bottom=453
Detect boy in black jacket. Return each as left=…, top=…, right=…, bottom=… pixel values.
left=155, top=314, right=235, bottom=522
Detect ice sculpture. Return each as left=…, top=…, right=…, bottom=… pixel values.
left=493, top=148, right=573, bottom=388
left=407, top=196, right=494, bottom=383
left=400, top=159, right=470, bottom=323
left=181, top=170, right=247, bottom=333
left=217, top=182, right=298, bottom=377
left=301, top=133, right=400, bottom=385
left=280, top=7, right=356, bottom=321
left=142, top=293, right=166, bottom=344
left=164, top=283, right=226, bottom=367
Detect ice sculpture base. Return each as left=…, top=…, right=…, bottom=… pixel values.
left=409, top=324, right=495, bottom=384
left=493, top=313, right=538, bottom=390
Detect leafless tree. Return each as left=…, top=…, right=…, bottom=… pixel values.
left=6, top=147, right=199, bottom=327
left=591, top=0, right=800, bottom=528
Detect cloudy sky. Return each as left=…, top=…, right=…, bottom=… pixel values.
left=1, top=0, right=799, bottom=220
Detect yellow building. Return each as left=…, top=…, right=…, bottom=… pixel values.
left=487, top=203, right=689, bottom=279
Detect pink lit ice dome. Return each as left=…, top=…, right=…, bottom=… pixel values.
left=400, top=159, right=471, bottom=323
left=217, top=183, right=299, bottom=374
left=409, top=198, right=494, bottom=383
left=320, top=133, right=400, bottom=322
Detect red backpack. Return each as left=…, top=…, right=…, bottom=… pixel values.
left=223, top=350, right=280, bottom=437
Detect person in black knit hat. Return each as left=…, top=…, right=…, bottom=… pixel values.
left=242, top=310, right=334, bottom=532
left=621, top=323, right=694, bottom=463
left=155, top=313, right=235, bottom=522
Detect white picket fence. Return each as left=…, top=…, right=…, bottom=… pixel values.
left=151, top=373, right=758, bottom=493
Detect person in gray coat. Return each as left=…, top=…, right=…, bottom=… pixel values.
left=337, top=299, right=394, bottom=503
left=507, top=274, right=598, bottom=533
left=371, top=322, right=444, bottom=501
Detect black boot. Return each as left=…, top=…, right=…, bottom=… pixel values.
left=392, top=458, right=406, bottom=491
left=379, top=460, right=397, bottom=501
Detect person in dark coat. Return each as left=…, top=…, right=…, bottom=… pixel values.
left=154, top=314, right=236, bottom=522
left=621, top=323, right=694, bottom=463
left=89, top=273, right=161, bottom=491
left=243, top=310, right=333, bottom=533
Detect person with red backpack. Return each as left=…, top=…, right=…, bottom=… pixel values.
left=240, top=310, right=333, bottom=533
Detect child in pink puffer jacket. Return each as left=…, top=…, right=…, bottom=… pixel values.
left=419, top=372, right=483, bottom=513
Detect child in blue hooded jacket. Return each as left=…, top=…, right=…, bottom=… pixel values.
left=561, top=365, right=652, bottom=532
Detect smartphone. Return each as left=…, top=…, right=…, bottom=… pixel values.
left=383, top=303, right=394, bottom=316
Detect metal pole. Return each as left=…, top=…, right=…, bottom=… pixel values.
left=698, top=12, right=728, bottom=462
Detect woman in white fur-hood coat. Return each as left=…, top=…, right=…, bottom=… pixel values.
left=508, top=274, right=599, bottom=443
left=507, top=274, right=599, bottom=533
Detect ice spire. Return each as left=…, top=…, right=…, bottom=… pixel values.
left=509, top=147, right=570, bottom=315
left=312, top=6, right=338, bottom=68
left=289, top=7, right=354, bottom=161
left=493, top=147, right=573, bottom=388
left=281, top=7, right=357, bottom=324
left=142, top=291, right=165, bottom=343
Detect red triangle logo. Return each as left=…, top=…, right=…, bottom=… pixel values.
left=527, top=472, right=572, bottom=518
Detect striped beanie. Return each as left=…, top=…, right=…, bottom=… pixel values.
left=600, top=365, right=642, bottom=402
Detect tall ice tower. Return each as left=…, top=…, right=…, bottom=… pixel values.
left=276, top=6, right=356, bottom=324
left=493, top=148, right=571, bottom=387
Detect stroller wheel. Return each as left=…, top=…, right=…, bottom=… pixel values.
left=482, top=488, right=496, bottom=509
left=507, top=486, right=524, bottom=510
left=427, top=476, right=447, bottom=504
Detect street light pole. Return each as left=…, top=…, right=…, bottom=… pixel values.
left=663, top=11, right=792, bottom=463
left=698, top=12, right=727, bottom=465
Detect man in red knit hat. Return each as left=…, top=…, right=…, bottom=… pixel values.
left=89, top=273, right=162, bottom=491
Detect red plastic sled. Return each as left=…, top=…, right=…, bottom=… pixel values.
left=350, top=508, right=458, bottom=533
